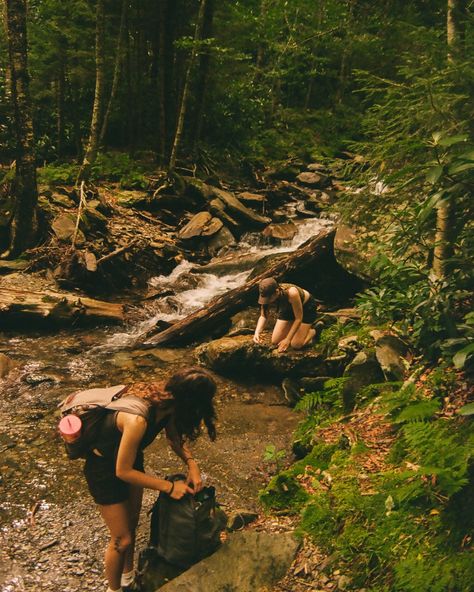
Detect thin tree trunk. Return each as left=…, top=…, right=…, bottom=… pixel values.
left=99, top=0, right=127, bottom=148
left=169, top=0, right=207, bottom=171
left=156, top=0, right=168, bottom=163
left=432, top=0, right=467, bottom=279
left=3, top=0, right=38, bottom=258
left=76, top=0, right=106, bottom=184
left=192, top=0, right=215, bottom=152
left=56, top=40, right=66, bottom=158
left=125, top=3, right=135, bottom=153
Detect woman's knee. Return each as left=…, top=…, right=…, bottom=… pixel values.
left=110, top=532, right=133, bottom=554
left=290, top=337, right=305, bottom=349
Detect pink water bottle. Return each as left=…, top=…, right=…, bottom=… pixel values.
left=59, top=415, right=82, bottom=443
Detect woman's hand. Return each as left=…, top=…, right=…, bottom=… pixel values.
left=187, top=461, right=203, bottom=493
left=253, top=331, right=263, bottom=344
left=278, top=338, right=291, bottom=352
left=170, top=480, right=193, bottom=500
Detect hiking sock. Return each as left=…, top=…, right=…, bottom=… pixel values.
left=121, top=570, right=135, bottom=587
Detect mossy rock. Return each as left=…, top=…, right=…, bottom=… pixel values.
left=260, top=473, right=309, bottom=512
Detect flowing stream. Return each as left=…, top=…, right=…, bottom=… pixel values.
left=0, top=212, right=332, bottom=592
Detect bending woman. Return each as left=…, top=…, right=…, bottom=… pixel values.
left=82, top=367, right=217, bottom=592
left=253, top=277, right=317, bottom=352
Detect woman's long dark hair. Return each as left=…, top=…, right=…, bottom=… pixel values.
left=165, top=367, right=217, bottom=442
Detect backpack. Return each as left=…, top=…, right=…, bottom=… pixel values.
left=58, top=384, right=149, bottom=460
left=148, top=474, right=227, bottom=569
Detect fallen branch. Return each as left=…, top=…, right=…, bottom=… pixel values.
left=96, top=238, right=140, bottom=266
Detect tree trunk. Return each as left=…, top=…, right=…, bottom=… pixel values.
left=3, top=0, right=38, bottom=258
left=76, top=0, right=106, bottom=184
left=432, top=0, right=467, bottom=280
left=168, top=0, right=207, bottom=171
left=156, top=0, right=168, bottom=163
left=56, top=40, right=66, bottom=158
left=0, top=287, right=124, bottom=326
left=192, top=0, right=215, bottom=152
left=99, top=0, right=127, bottom=148
left=143, top=227, right=336, bottom=347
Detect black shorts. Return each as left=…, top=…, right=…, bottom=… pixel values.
left=83, top=451, right=144, bottom=506
left=277, top=296, right=318, bottom=324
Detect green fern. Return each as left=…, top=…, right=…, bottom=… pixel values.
left=393, top=399, right=441, bottom=424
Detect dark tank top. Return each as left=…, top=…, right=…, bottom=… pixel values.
left=93, top=395, right=174, bottom=458
left=277, top=283, right=308, bottom=317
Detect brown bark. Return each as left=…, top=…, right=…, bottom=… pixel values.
left=192, top=0, right=215, bottom=151
left=76, top=0, right=106, bottom=184
left=56, top=40, right=66, bottom=158
left=99, top=0, right=127, bottom=148
left=169, top=0, right=208, bottom=171
left=143, top=227, right=335, bottom=347
left=432, top=0, right=467, bottom=280
left=0, top=287, right=124, bottom=325
left=3, top=0, right=38, bottom=258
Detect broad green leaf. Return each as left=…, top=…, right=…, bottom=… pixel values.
left=453, top=343, right=474, bottom=369
left=458, top=403, right=474, bottom=416
left=425, top=165, right=443, bottom=184
left=438, top=134, right=468, bottom=147
left=448, top=161, right=474, bottom=175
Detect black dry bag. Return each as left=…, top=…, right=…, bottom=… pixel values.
left=149, top=474, right=227, bottom=569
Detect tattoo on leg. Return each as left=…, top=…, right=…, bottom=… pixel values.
left=113, top=536, right=122, bottom=553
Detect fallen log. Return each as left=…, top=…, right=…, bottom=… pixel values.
left=0, top=287, right=124, bottom=327
left=143, top=227, right=336, bottom=347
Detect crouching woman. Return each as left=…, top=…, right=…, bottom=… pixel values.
left=82, top=367, right=217, bottom=592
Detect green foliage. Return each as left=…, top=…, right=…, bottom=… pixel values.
left=259, top=472, right=309, bottom=512
left=295, top=377, right=346, bottom=414
left=263, top=444, right=287, bottom=472
left=38, top=162, right=79, bottom=185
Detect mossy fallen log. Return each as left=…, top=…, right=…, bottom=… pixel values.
left=0, top=287, right=124, bottom=327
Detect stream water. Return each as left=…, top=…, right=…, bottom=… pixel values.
left=0, top=213, right=332, bottom=592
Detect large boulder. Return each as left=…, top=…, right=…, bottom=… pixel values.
left=334, top=224, right=375, bottom=281
left=196, top=335, right=329, bottom=381
left=155, top=531, right=299, bottom=592
left=210, top=188, right=271, bottom=228
left=342, top=349, right=385, bottom=411
left=371, top=331, right=409, bottom=380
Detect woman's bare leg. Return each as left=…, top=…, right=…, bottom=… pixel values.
left=123, top=485, right=143, bottom=574
left=99, top=502, right=133, bottom=590
left=290, top=323, right=315, bottom=349
left=271, top=320, right=292, bottom=345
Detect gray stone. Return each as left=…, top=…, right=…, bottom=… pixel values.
left=372, top=333, right=408, bottom=380
left=342, top=350, right=385, bottom=411
left=158, top=531, right=299, bottom=592
left=296, top=171, right=330, bottom=188
left=178, top=212, right=216, bottom=240
left=207, top=226, right=236, bottom=257
left=52, top=214, right=85, bottom=245
left=208, top=198, right=240, bottom=229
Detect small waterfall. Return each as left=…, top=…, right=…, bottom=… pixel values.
left=101, top=214, right=334, bottom=350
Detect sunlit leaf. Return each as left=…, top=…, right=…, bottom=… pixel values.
left=437, top=134, right=468, bottom=147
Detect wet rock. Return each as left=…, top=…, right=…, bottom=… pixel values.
left=295, top=202, right=319, bottom=218
left=157, top=531, right=299, bottom=592
left=0, top=353, right=18, bottom=378
left=211, top=187, right=271, bottom=228
left=342, top=350, right=385, bottom=412
left=262, top=222, right=297, bottom=241
left=207, top=226, right=236, bottom=257
left=337, top=335, right=362, bottom=354
left=228, top=308, right=260, bottom=337
left=184, top=177, right=214, bottom=203
left=297, top=171, right=330, bottom=188
left=196, top=335, right=329, bottom=381
left=209, top=198, right=240, bottom=229
left=23, top=373, right=61, bottom=386
left=226, top=509, right=258, bottom=531
left=82, top=204, right=108, bottom=231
